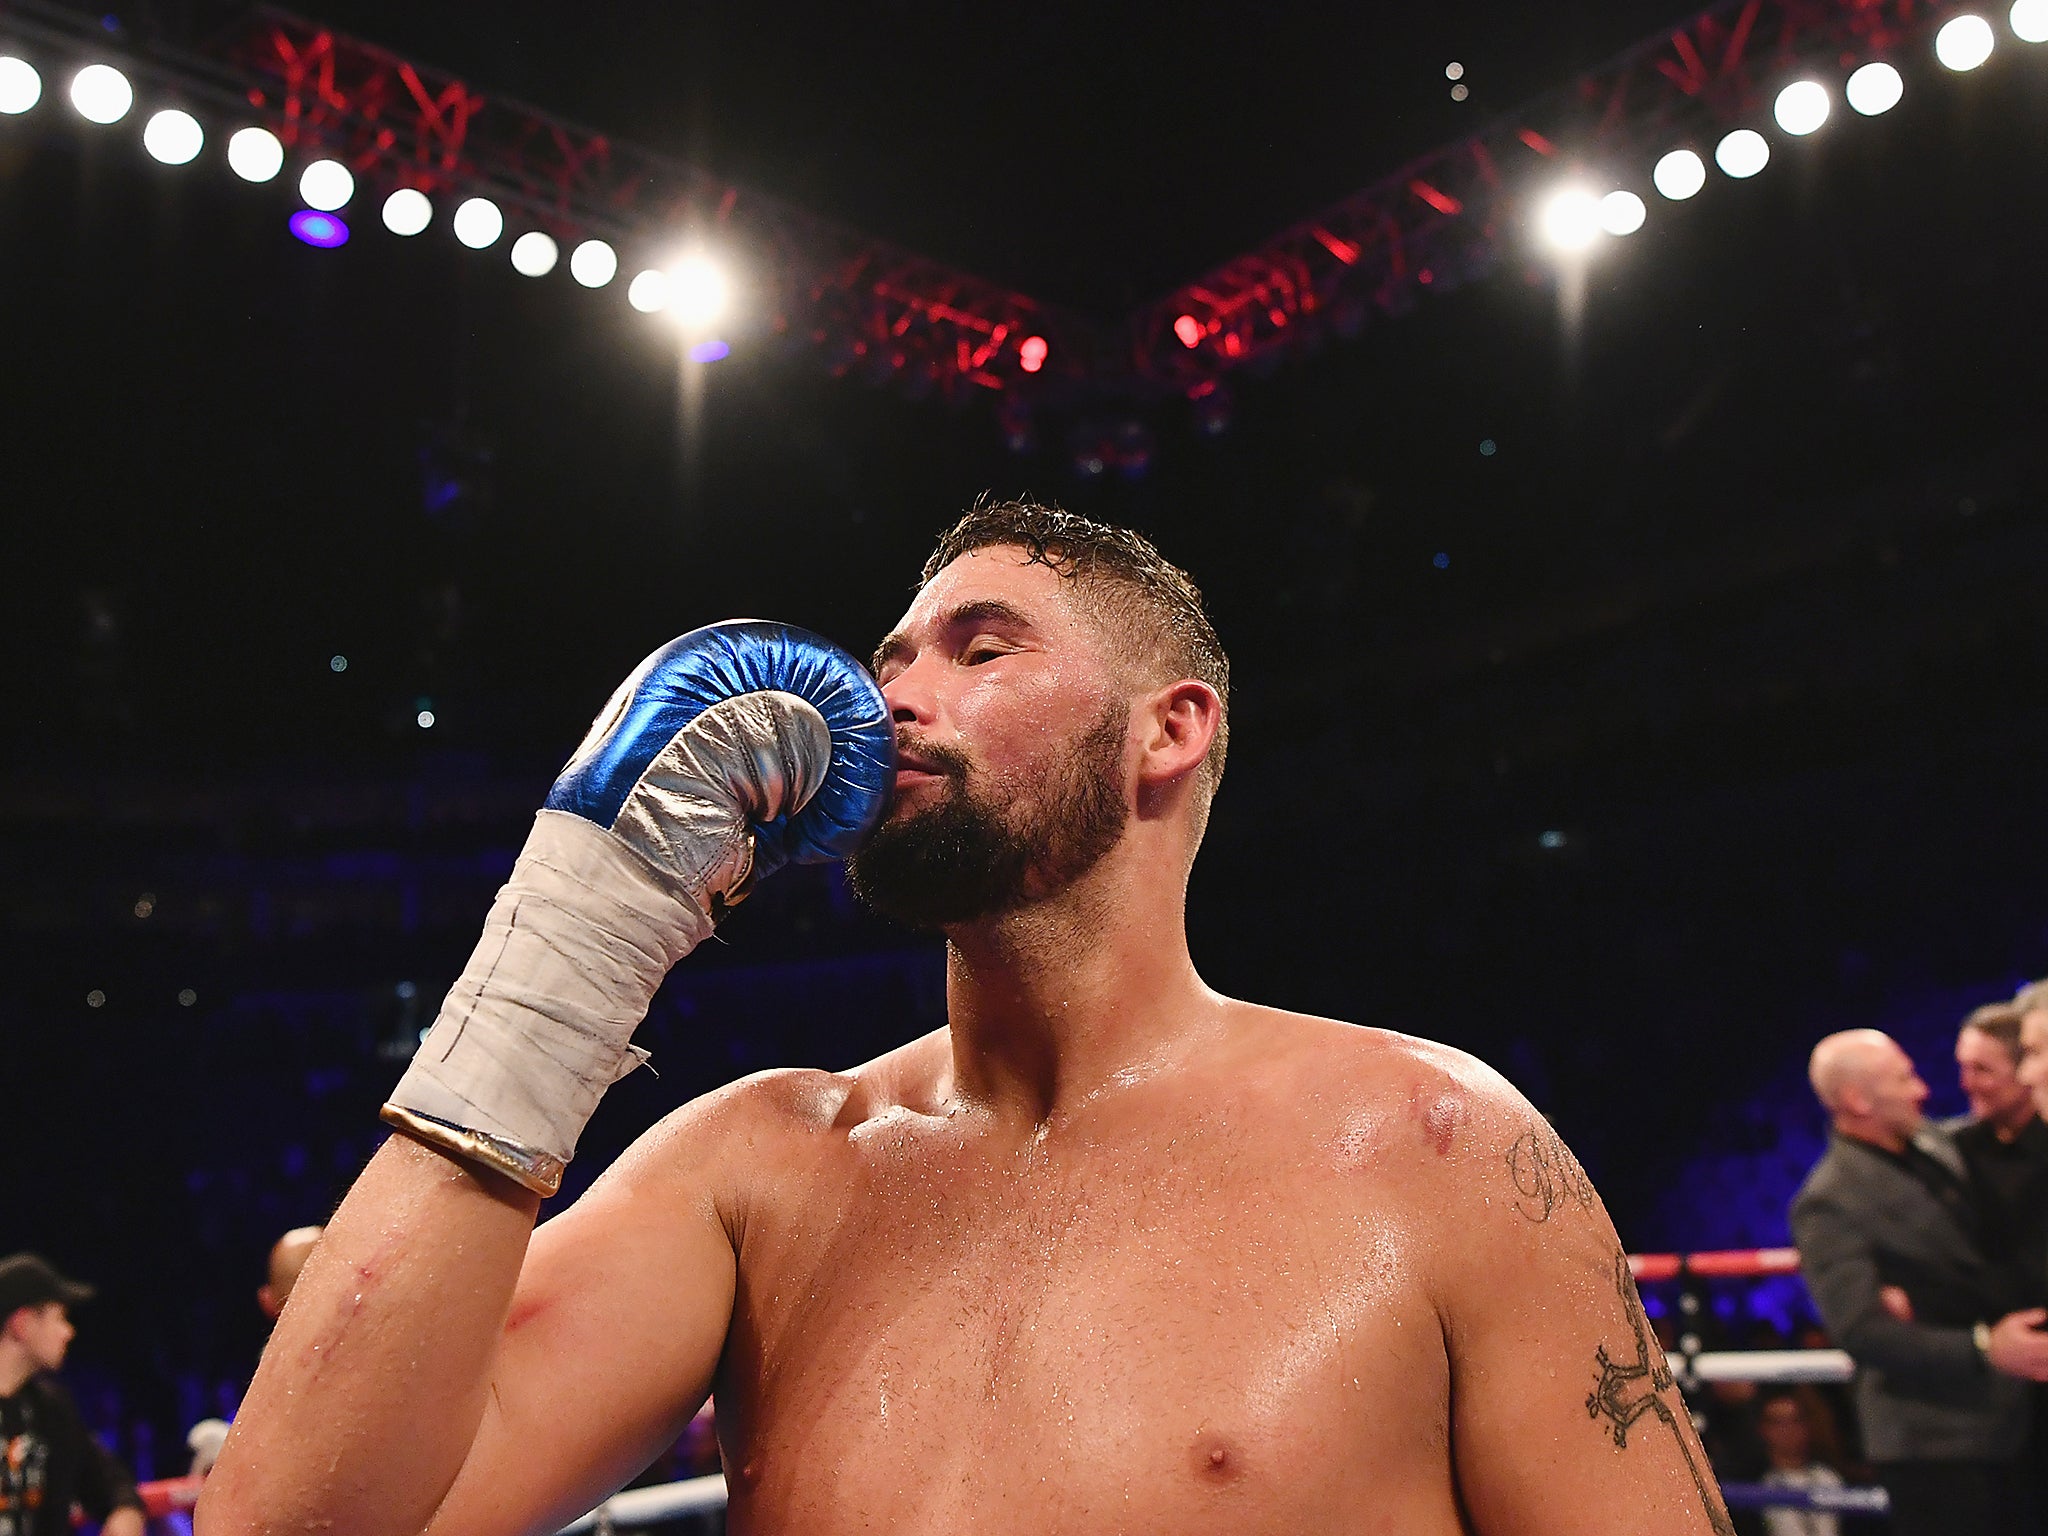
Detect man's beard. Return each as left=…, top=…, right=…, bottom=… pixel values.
left=846, top=704, right=1130, bottom=930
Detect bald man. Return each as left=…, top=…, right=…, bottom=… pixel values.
left=256, top=1226, right=324, bottom=1323
left=190, top=1227, right=334, bottom=1479
left=1791, top=1028, right=2048, bottom=1534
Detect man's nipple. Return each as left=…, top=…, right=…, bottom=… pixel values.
left=1192, top=1433, right=1244, bottom=1483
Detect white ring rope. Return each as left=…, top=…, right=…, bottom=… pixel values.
left=557, top=1474, right=730, bottom=1533
left=1679, top=1347, right=1855, bottom=1385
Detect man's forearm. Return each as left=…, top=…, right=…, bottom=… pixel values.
left=198, top=1134, right=542, bottom=1536
left=1836, top=1313, right=1983, bottom=1387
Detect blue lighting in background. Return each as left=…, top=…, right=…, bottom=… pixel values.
left=1479, top=438, right=1498, bottom=456
left=688, top=339, right=731, bottom=363
left=289, top=209, right=349, bottom=248
left=1432, top=551, right=1450, bottom=569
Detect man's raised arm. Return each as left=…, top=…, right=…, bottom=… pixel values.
left=200, top=1088, right=750, bottom=1536
left=197, top=623, right=892, bottom=1536
left=1428, top=1068, right=1735, bottom=1536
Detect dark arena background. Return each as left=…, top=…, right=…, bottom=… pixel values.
left=5, top=0, right=2048, bottom=1530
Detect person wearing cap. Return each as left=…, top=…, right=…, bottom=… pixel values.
left=0, top=1255, right=144, bottom=1536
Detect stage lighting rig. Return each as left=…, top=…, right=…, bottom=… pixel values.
left=67, top=61, right=129, bottom=122
left=1936, top=12, right=1997, bottom=67
left=569, top=240, right=619, bottom=289
left=227, top=125, right=284, bottom=182
left=0, top=55, right=41, bottom=113
left=0, top=0, right=2037, bottom=433
left=1772, top=81, right=1831, bottom=135
left=1844, top=61, right=1905, bottom=114
left=381, top=187, right=432, bottom=237
left=298, top=158, right=352, bottom=211
left=510, top=231, right=558, bottom=277
left=1537, top=187, right=1605, bottom=254
left=142, top=106, right=202, bottom=164
left=451, top=196, right=503, bottom=249
left=1715, top=129, right=1771, bottom=179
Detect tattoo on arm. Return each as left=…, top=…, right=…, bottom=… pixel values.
left=1586, top=1250, right=1735, bottom=1536
left=1504, top=1121, right=1594, bottom=1223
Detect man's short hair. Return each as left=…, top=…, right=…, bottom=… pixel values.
left=2016, top=979, right=2048, bottom=1018
left=921, top=497, right=1231, bottom=798
left=1962, top=1001, right=2025, bottom=1062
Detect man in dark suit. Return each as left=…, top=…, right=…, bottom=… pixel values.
left=1952, top=1003, right=2048, bottom=1284
left=1789, top=1028, right=2048, bottom=1534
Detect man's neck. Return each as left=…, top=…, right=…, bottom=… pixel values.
left=1989, top=1105, right=2038, bottom=1144
left=0, top=1342, right=37, bottom=1398
left=1836, top=1118, right=1912, bottom=1156
left=942, top=853, right=1220, bottom=1124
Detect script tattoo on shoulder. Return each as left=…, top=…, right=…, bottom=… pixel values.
left=1503, top=1120, right=1595, bottom=1223
left=1586, top=1250, right=1736, bottom=1536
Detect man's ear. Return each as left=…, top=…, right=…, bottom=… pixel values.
left=1135, top=679, right=1221, bottom=792
left=257, top=1284, right=281, bottom=1321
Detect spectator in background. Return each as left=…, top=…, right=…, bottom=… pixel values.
left=255, top=1227, right=323, bottom=1325
left=1789, top=1029, right=2048, bottom=1534
left=2018, top=980, right=2048, bottom=1119
left=1756, top=1389, right=1847, bottom=1536
left=190, top=1226, right=328, bottom=1479
left=1951, top=1003, right=2048, bottom=1283
left=0, top=1254, right=145, bottom=1536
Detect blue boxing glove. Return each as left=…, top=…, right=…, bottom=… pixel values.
left=384, top=621, right=891, bottom=1194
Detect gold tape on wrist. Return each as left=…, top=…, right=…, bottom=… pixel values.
left=380, top=1103, right=566, bottom=1196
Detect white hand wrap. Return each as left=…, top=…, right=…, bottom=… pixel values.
left=383, top=691, right=832, bottom=1193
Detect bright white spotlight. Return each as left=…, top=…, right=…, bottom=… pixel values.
left=1652, top=148, right=1707, bottom=200
left=381, top=187, right=432, bottom=236
left=627, top=268, right=668, bottom=312
left=1715, top=128, right=1770, bottom=178
left=2010, top=0, right=2048, bottom=42
left=69, top=64, right=133, bottom=124
left=1535, top=187, right=1602, bottom=254
left=452, top=196, right=503, bottom=249
left=299, top=159, right=354, bottom=211
left=1598, top=189, right=1647, bottom=235
left=510, top=230, right=559, bottom=276
left=1773, top=80, right=1831, bottom=135
left=142, top=108, right=204, bottom=165
left=1845, top=60, right=1905, bottom=114
left=227, top=126, right=283, bottom=182
left=0, top=56, right=42, bottom=115
left=569, top=238, right=618, bottom=288
left=666, top=255, right=729, bottom=327
left=1936, top=12, right=1996, bottom=68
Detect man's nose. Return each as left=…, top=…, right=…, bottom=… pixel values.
left=880, top=658, right=937, bottom=727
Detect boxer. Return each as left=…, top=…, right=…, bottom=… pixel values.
left=200, top=502, right=1732, bottom=1536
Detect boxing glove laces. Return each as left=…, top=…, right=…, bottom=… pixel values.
left=383, top=621, right=893, bottom=1194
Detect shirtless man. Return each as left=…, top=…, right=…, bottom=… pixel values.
left=198, top=501, right=1732, bottom=1536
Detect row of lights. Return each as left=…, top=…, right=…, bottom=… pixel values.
left=1157, top=0, right=2047, bottom=347
left=1538, top=3, right=2048, bottom=253
left=0, top=53, right=737, bottom=341
left=0, top=50, right=1065, bottom=381
left=86, top=988, right=199, bottom=1007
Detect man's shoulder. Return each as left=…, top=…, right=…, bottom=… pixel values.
left=1221, top=1004, right=1549, bottom=1169
left=1792, top=1134, right=1916, bottom=1212
left=627, top=1029, right=951, bottom=1166
left=11, top=1372, right=81, bottom=1422
left=1238, top=1003, right=1529, bottom=1104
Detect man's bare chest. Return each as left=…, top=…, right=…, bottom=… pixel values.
left=714, top=1117, right=1460, bottom=1534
